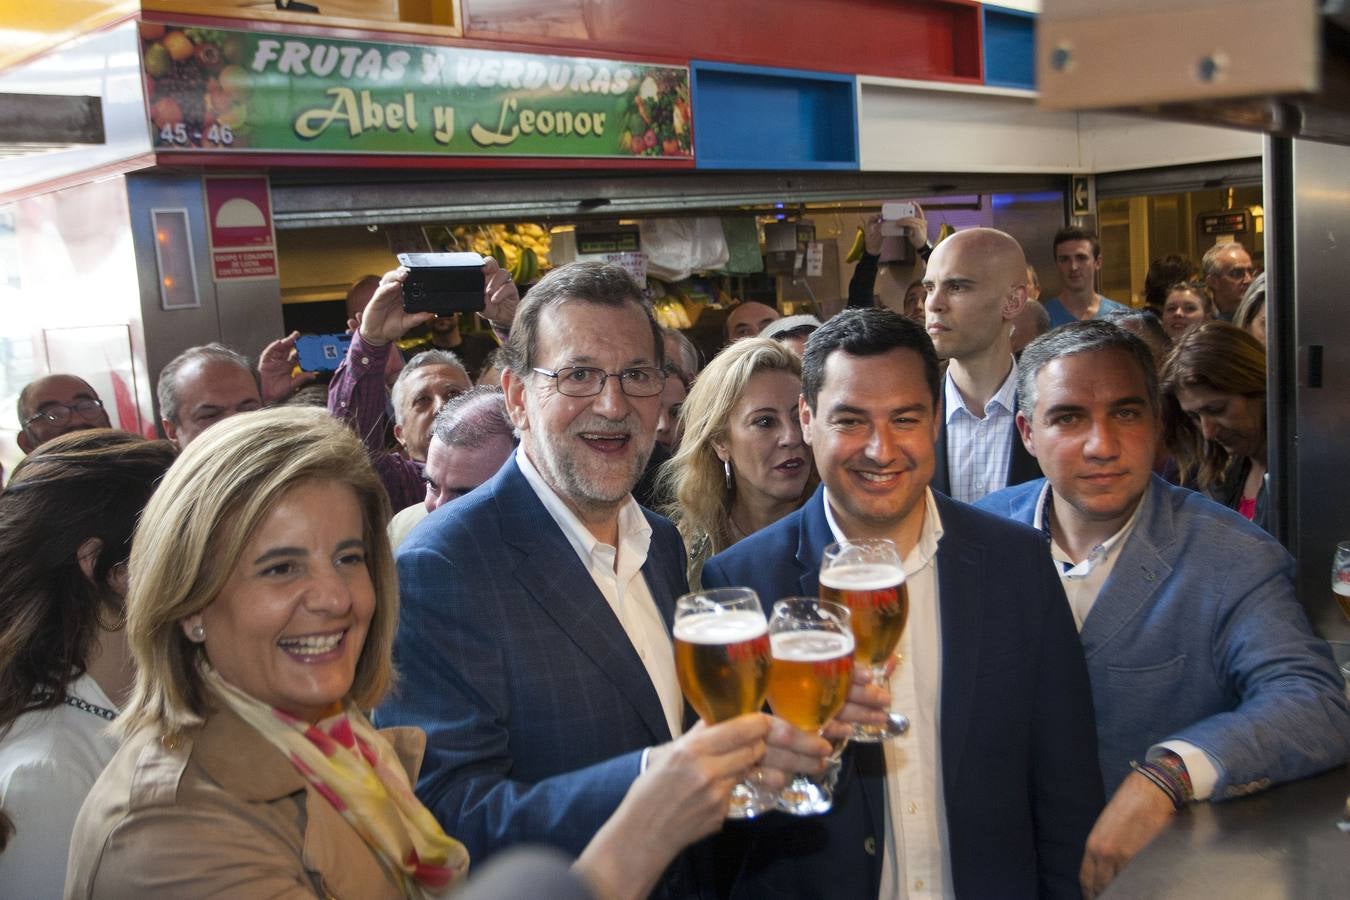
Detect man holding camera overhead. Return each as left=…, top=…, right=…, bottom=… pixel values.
left=327, top=258, right=517, bottom=510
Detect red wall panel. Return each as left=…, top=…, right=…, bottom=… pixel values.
left=462, top=0, right=983, bottom=83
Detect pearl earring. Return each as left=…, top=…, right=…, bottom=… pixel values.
left=190, top=624, right=205, bottom=642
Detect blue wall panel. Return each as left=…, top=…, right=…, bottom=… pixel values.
left=691, top=61, right=858, bottom=170
left=983, top=7, right=1036, bottom=91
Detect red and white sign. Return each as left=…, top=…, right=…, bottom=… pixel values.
left=204, top=175, right=277, bottom=280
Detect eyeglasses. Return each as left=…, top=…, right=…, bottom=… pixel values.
left=23, top=398, right=105, bottom=428
left=532, top=366, right=666, bottom=398
left=1222, top=267, right=1255, bottom=280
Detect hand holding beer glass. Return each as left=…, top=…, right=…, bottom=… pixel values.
left=820, top=539, right=909, bottom=741
left=766, top=598, right=855, bottom=815
left=673, top=587, right=775, bottom=819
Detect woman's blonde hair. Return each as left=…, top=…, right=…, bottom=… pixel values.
left=661, top=337, right=804, bottom=555
left=118, top=407, right=397, bottom=737
left=1160, top=320, right=1267, bottom=492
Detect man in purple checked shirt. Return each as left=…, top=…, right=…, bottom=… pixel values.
left=328, top=258, right=519, bottom=510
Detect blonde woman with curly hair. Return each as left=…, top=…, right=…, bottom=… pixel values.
left=662, top=338, right=814, bottom=588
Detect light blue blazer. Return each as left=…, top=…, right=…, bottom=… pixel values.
left=977, top=474, right=1350, bottom=797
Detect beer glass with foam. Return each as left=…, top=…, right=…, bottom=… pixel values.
left=820, top=539, right=909, bottom=741
left=673, top=587, right=775, bottom=818
left=766, top=597, right=854, bottom=815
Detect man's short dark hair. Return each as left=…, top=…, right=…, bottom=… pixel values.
left=431, top=386, right=517, bottom=451
left=502, top=261, right=663, bottom=374
left=1052, top=225, right=1101, bottom=259
left=1017, top=321, right=1159, bottom=420
left=1103, top=308, right=1170, bottom=367
left=801, top=308, right=941, bottom=411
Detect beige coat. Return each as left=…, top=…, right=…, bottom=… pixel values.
left=64, top=704, right=428, bottom=899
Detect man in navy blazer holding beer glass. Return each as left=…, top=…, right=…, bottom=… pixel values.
left=703, top=307, right=1104, bottom=898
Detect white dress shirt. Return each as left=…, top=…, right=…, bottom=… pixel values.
left=943, top=361, right=1019, bottom=504
left=516, top=448, right=684, bottom=740
left=0, top=674, right=119, bottom=900
left=1034, top=482, right=1220, bottom=800
left=824, top=488, right=954, bottom=899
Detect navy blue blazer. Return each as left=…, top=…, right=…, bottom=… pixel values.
left=375, top=458, right=702, bottom=896
left=977, top=475, right=1350, bottom=797
left=701, top=487, right=1104, bottom=900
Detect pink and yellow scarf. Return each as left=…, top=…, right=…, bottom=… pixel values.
left=206, top=669, right=469, bottom=898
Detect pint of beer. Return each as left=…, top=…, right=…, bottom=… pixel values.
left=821, top=540, right=910, bottom=742
left=673, top=587, right=776, bottom=819
left=767, top=630, right=855, bottom=732
left=766, top=597, right=853, bottom=816
left=674, top=609, right=772, bottom=724
left=819, top=563, right=908, bottom=669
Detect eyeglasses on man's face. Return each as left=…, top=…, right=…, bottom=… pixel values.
left=1222, top=266, right=1255, bottom=280
left=24, top=398, right=105, bottom=428
left=531, top=366, right=666, bottom=398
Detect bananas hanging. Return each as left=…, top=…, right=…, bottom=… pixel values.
left=448, top=223, right=551, bottom=284
left=844, top=226, right=866, bottom=264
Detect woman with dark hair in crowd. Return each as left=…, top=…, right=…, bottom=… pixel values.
left=662, top=337, right=814, bottom=588
left=1142, top=253, right=1197, bottom=317
left=67, top=408, right=774, bottom=899
left=0, top=430, right=175, bottom=897
left=1161, top=321, right=1270, bottom=531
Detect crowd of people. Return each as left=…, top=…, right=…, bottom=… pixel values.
left=1, top=213, right=1346, bottom=900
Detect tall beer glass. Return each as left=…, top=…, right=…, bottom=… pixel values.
left=674, top=587, right=774, bottom=819
left=820, top=539, right=909, bottom=741
left=766, top=598, right=854, bottom=815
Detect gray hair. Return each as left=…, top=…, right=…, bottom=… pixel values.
left=661, top=326, right=701, bottom=383
left=1017, top=320, right=1159, bottom=420
left=390, top=349, right=468, bottom=427
left=1201, top=241, right=1246, bottom=278
left=431, top=386, right=517, bottom=451
left=156, top=344, right=255, bottom=425
left=501, top=261, right=663, bottom=375
left=1234, top=272, right=1267, bottom=332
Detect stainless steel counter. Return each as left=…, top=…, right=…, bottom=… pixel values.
left=1103, top=765, right=1350, bottom=898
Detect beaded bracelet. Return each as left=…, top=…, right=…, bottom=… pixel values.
left=1130, top=758, right=1191, bottom=810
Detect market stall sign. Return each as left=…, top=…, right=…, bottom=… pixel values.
left=140, top=22, right=692, bottom=159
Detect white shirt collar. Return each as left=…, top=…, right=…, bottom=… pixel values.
left=821, top=486, right=945, bottom=576
left=1034, top=480, right=1143, bottom=576
left=514, top=446, right=651, bottom=563
left=944, top=357, right=1019, bottom=424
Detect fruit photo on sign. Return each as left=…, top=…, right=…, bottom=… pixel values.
left=615, top=70, right=691, bottom=158
left=140, top=22, right=250, bottom=149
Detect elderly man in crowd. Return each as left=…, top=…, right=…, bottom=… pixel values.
left=702, top=307, right=1103, bottom=899
left=15, top=374, right=111, bottom=453
left=1202, top=241, right=1257, bottom=319
left=977, top=320, right=1350, bottom=898
left=724, top=300, right=781, bottom=344
left=329, top=259, right=517, bottom=510
left=387, top=386, right=518, bottom=547
left=156, top=344, right=263, bottom=449
left=923, top=227, right=1041, bottom=503
left=376, top=261, right=837, bottom=897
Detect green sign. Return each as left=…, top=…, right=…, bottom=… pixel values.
left=139, top=22, right=692, bottom=159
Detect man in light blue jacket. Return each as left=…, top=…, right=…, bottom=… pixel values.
left=976, top=320, right=1350, bottom=899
